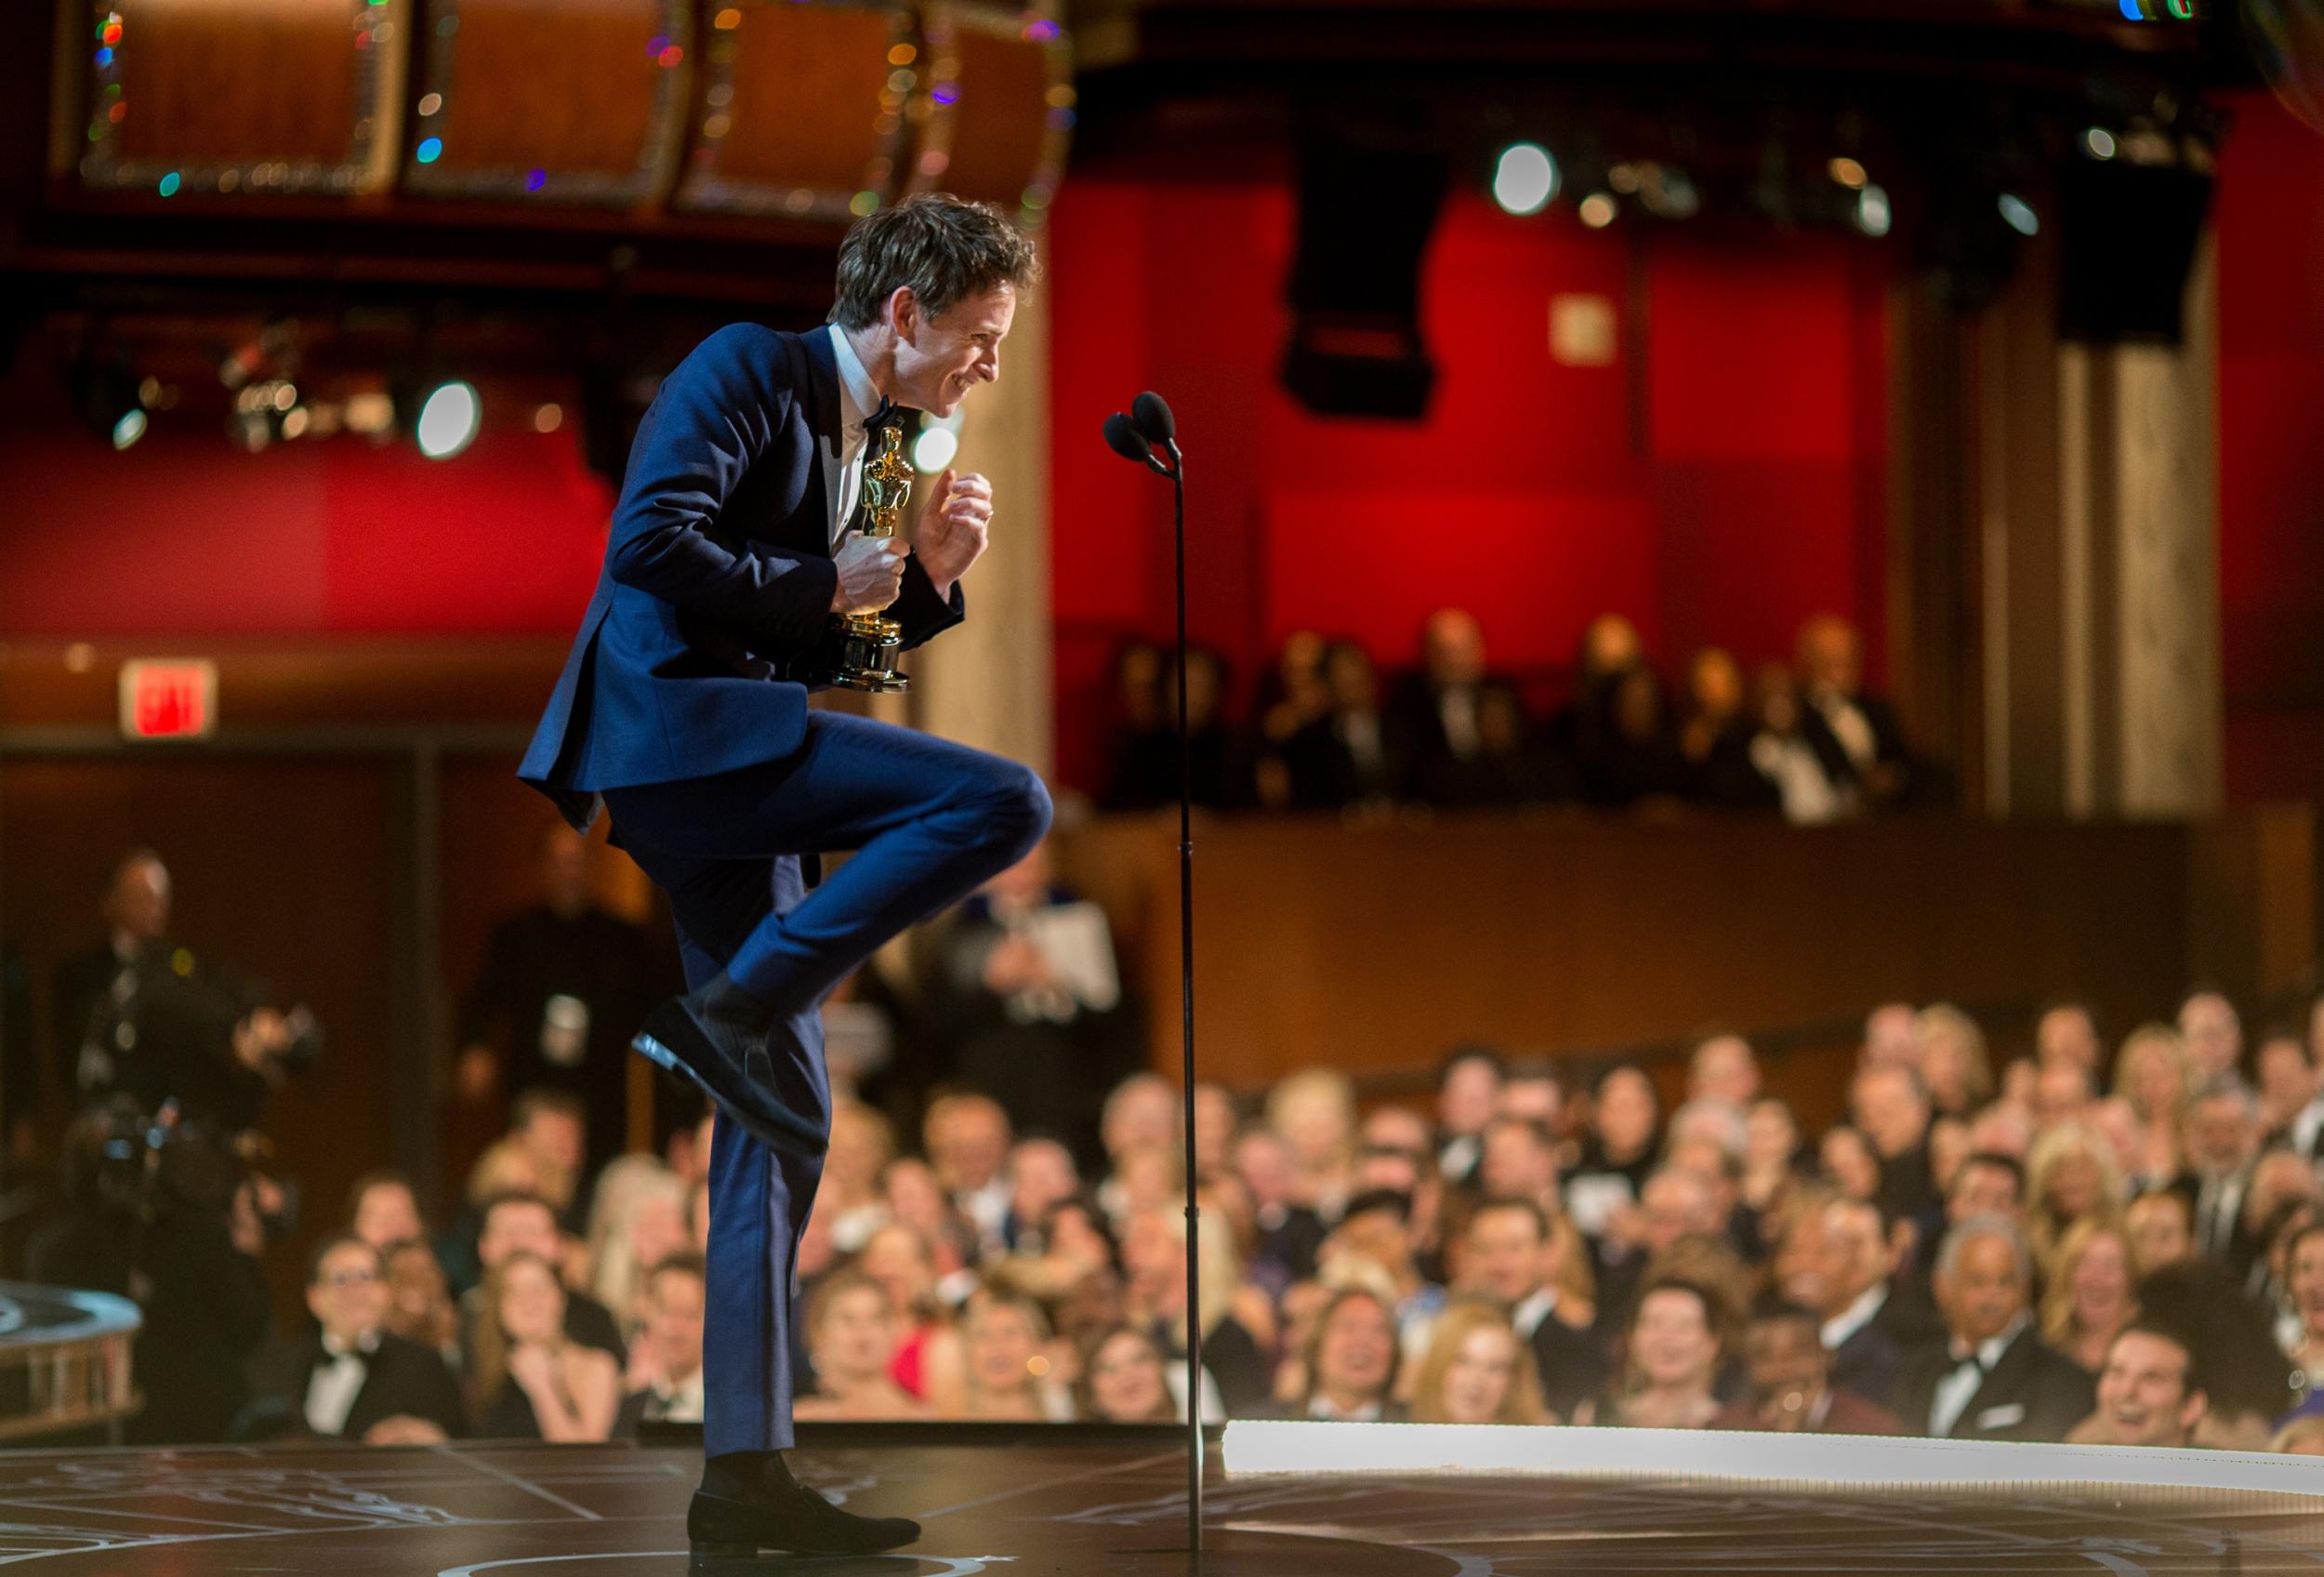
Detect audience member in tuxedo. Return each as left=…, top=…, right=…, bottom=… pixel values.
left=2256, top=1028, right=2317, bottom=1147
left=1252, top=630, right=1329, bottom=809
left=452, top=824, right=676, bottom=1178
left=1406, top=1298, right=1550, bottom=1425
left=1100, top=646, right=1252, bottom=811
left=1545, top=614, right=1644, bottom=772
left=1775, top=1193, right=1914, bottom=1409
left=1578, top=665, right=1690, bottom=810
left=1895, top=1215, right=2093, bottom=1442
left=2179, top=988, right=2244, bottom=1080
left=1916, top=1150, right=2027, bottom=1283
left=1711, top=1301, right=1903, bottom=1435
left=1793, top=614, right=1925, bottom=809
left=616, top=1253, right=706, bottom=1435
left=2133, top=1258, right=2292, bottom=1449
left=931, top=844, right=1141, bottom=1160
left=1232, top=1125, right=1327, bottom=1288
left=383, top=1238, right=461, bottom=1372
left=1572, top=1278, right=1728, bottom=1430
left=1385, top=608, right=1501, bottom=806
left=1433, top=1044, right=1503, bottom=1191
left=2068, top=1322, right=2208, bottom=1448
left=2172, top=1076, right=2265, bottom=1278
left=1276, top=641, right=1400, bottom=811
left=923, top=1092, right=1014, bottom=1258
left=1119, top=1205, right=1273, bottom=1417
left=468, top=1250, right=621, bottom=1440
left=2040, top=1221, right=2139, bottom=1375
left=1852, top=1062, right=1939, bottom=1224
left=1680, top=649, right=1781, bottom=811
left=47, top=848, right=173, bottom=1112
left=241, top=1235, right=464, bottom=1443
left=1459, top=1198, right=1606, bottom=1417
left=462, top=1192, right=627, bottom=1365
left=1745, top=663, right=1857, bottom=824
left=1419, top=681, right=1573, bottom=806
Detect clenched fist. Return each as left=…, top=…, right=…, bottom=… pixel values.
left=829, top=534, right=906, bottom=614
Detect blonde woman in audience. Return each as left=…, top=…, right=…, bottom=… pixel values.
left=2024, top=1120, right=2125, bottom=1270
left=2111, top=1024, right=2193, bottom=1191
left=1406, top=1299, right=1549, bottom=1425
left=583, top=1158, right=689, bottom=1332
left=1074, top=1325, right=1178, bottom=1422
left=945, top=1286, right=1072, bottom=1421
left=1915, top=1003, right=1993, bottom=1118
left=1573, top=1279, right=1725, bottom=1430
left=1265, top=1067, right=1358, bottom=1219
left=469, top=1250, right=620, bottom=1440
left=823, top=1103, right=898, bottom=1256
left=2040, top=1219, right=2139, bottom=1372
left=856, top=1221, right=966, bottom=1405
left=794, top=1271, right=930, bottom=1421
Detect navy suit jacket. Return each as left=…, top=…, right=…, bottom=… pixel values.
left=521, top=324, right=964, bottom=830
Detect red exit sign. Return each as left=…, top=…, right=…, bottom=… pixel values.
left=118, top=659, right=218, bottom=740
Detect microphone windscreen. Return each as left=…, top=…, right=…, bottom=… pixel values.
left=1103, top=411, right=1155, bottom=464
left=1131, top=391, right=1176, bottom=445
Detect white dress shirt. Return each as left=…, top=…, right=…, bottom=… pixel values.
left=305, top=1331, right=380, bottom=1437
left=1819, top=1283, right=1887, bottom=1353
left=825, top=323, right=886, bottom=549
left=1510, top=1286, right=1559, bottom=1341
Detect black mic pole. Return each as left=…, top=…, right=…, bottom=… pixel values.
left=1102, top=400, right=1199, bottom=1561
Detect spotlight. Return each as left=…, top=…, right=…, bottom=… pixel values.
left=415, top=380, right=481, bottom=459
left=1855, top=184, right=1893, bottom=236
left=1998, top=192, right=2040, bottom=236
left=1578, top=192, right=1618, bottom=229
left=1491, top=142, right=1558, bottom=216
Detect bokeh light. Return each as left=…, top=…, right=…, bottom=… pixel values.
left=416, top=381, right=480, bottom=459
left=1492, top=142, right=1559, bottom=215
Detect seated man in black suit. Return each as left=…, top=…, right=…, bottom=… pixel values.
left=1793, top=614, right=1925, bottom=809
left=1775, top=1193, right=1915, bottom=1410
left=243, top=1235, right=463, bottom=1442
left=1459, top=1198, right=1606, bottom=1417
left=1896, top=1214, right=2093, bottom=1441
left=616, top=1253, right=706, bottom=1436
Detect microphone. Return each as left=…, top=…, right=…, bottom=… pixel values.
left=1131, top=391, right=1176, bottom=448
left=1103, top=411, right=1170, bottom=475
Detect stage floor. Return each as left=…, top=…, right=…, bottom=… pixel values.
left=0, top=1425, right=2321, bottom=1574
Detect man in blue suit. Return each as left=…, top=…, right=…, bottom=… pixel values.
left=519, top=193, right=1050, bottom=1557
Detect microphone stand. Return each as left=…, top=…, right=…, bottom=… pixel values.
left=1163, top=433, right=1200, bottom=1561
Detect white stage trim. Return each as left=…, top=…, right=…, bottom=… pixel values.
left=1220, top=1422, right=2324, bottom=1499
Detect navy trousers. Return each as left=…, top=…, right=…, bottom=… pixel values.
left=603, top=710, right=1050, bottom=1454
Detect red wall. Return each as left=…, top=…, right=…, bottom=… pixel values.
left=1043, top=179, right=1893, bottom=793
left=0, top=415, right=612, bottom=638
left=2214, top=91, right=2324, bottom=805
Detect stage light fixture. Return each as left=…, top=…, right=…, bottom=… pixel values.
left=416, top=380, right=481, bottom=459
left=1999, top=192, right=2040, bottom=236
left=1855, top=184, right=1893, bottom=236
left=1492, top=142, right=1558, bottom=216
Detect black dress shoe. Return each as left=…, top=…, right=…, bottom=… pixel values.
left=631, top=973, right=825, bottom=1159
left=687, top=1481, right=921, bottom=1557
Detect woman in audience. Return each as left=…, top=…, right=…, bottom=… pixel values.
left=1913, top=1003, right=1993, bottom=1119
left=2040, top=1219, right=2138, bottom=1372
left=880, top=1157, right=978, bottom=1294
left=2025, top=1120, right=2125, bottom=1269
left=1406, top=1299, right=1549, bottom=1425
left=823, top=1102, right=899, bottom=1257
left=948, top=1286, right=1071, bottom=1421
left=1740, top=1098, right=1807, bottom=1217
left=2279, top=1223, right=2324, bottom=1411
left=1289, top=1286, right=1401, bottom=1421
left=582, top=1157, right=688, bottom=1332
left=857, top=1221, right=966, bottom=1405
left=1074, top=1324, right=1179, bottom=1423
left=1576, top=1278, right=1726, bottom=1429
left=2110, top=1024, right=2193, bottom=1192
left=1265, top=1068, right=1358, bottom=1220
left=383, top=1238, right=461, bottom=1371
left=794, top=1271, right=930, bottom=1421
left=1816, top=1125, right=1882, bottom=1205
left=469, top=1250, right=619, bottom=1440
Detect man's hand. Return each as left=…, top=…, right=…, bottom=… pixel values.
left=830, top=535, right=907, bottom=614
left=915, top=470, right=992, bottom=600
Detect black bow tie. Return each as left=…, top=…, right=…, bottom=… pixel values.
left=861, top=397, right=898, bottom=442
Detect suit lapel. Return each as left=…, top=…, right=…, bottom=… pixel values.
left=799, top=325, right=842, bottom=546
left=1962, top=1327, right=2033, bottom=1430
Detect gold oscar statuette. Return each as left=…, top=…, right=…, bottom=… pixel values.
left=812, top=423, right=915, bottom=693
